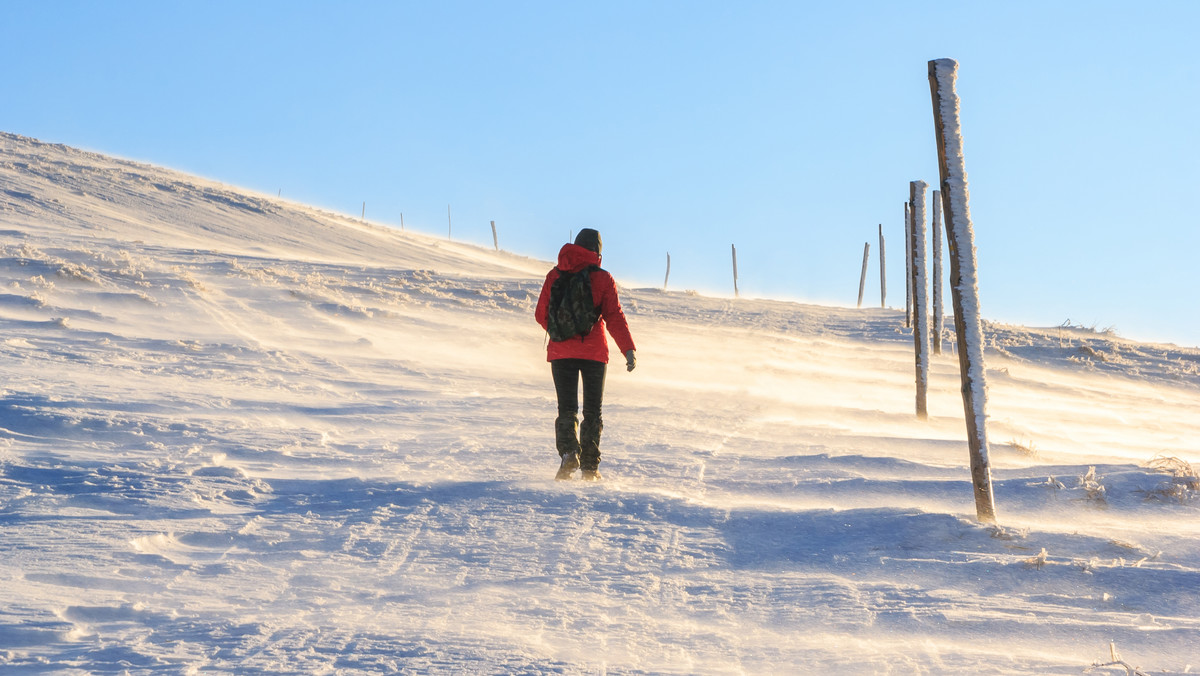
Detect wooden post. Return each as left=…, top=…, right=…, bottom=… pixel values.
left=910, top=181, right=930, bottom=420
left=878, top=224, right=886, bottom=308
left=400, top=212, right=404, bottom=230
left=491, top=220, right=499, bottom=251
left=857, top=242, right=870, bottom=308
left=929, top=58, right=997, bottom=523
left=664, top=252, right=671, bottom=290
left=932, top=189, right=944, bottom=354
left=447, top=205, right=452, bottom=240
left=362, top=202, right=366, bottom=221
left=904, top=202, right=912, bottom=327
left=731, top=244, right=739, bottom=298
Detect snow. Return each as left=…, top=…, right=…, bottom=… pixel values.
left=2, top=131, right=1200, bottom=673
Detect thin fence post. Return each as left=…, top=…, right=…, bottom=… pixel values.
left=929, top=57, right=997, bottom=523
left=362, top=202, right=366, bottom=221
left=932, top=189, right=944, bottom=354
left=905, top=202, right=912, bottom=327
left=491, top=220, right=499, bottom=251
left=447, top=205, right=452, bottom=241
left=400, top=212, right=404, bottom=230
left=664, top=252, right=671, bottom=290
left=910, top=181, right=930, bottom=420
left=857, top=242, right=870, bottom=308
left=731, top=244, right=739, bottom=298
left=879, top=224, right=886, bottom=308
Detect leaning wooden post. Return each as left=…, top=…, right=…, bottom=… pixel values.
left=929, top=58, right=997, bottom=523
left=904, top=202, right=912, bottom=327
left=664, top=252, right=671, bottom=290
left=878, top=224, right=886, bottom=308
left=857, top=242, right=870, bottom=308
left=362, top=201, right=366, bottom=221
left=731, top=244, right=739, bottom=298
left=491, top=220, right=499, bottom=251
left=932, top=189, right=945, bottom=354
left=447, top=204, right=452, bottom=241
left=910, top=181, right=930, bottom=420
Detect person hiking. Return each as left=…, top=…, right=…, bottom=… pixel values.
left=534, top=228, right=636, bottom=481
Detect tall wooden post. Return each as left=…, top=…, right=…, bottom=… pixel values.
left=879, top=224, right=887, bottom=308
left=362, top=202, right=366, bottom=221
left=400, top=212, right=405, bottom=230
left=731, top=244, right=739, bottom=298
left=664, top=253, right=671, bottom=290
left=857, top=242, right=871, bottom=308
left=910, top=181, right=930, bottom=420
left=932, top=189, right=945, bottom=354
left=491, top=220, right=499, bottom=251
left=904, top=202, right=912, bottom=327
left=447, top=205, right=452, bottom=240
left=929, top=58, right=997, bottom=523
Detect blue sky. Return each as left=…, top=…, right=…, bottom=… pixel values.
left=5, top=1, right=1197, bottom=345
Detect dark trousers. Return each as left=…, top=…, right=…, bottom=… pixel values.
left=551, top=358, right=606, bottom=470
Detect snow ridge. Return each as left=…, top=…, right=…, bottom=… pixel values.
left=1, top=133, right=1199, bottom=673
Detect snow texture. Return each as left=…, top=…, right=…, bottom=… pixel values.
left=2, top=131, right=1200, bottom=673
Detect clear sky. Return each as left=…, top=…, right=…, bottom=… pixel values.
left=4, top=1, right=1197, bottom=346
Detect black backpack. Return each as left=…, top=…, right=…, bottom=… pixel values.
left=545, top=265, right=601, bottom=342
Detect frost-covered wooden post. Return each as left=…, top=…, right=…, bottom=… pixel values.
left=857, top=242, right=870, bottom=308
left=904, top=202, right=912, bottom=328
left=491, top=220, right=499, bottom=251
left=731, top=244, right=739, bottom=298
left=910, top=181, right=930, bottom=420
left=932, top=190, right=944, bottom=354
left=878, top=224, right=886, bottom=308
left=664, top=252, right=671, bottom=290
left=929, top=58, right=997, bottom=523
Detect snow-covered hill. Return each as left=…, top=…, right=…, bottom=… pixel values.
left=1, top=131, right=1198, bottom=674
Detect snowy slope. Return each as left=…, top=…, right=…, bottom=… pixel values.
left=1, top=132, right=1199, bottom=674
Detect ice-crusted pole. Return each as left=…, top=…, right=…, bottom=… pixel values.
left=931, top=190, right=944, bottom=355
left=904, top=202, right=912, bottom=327
left=909, top=181, right=930, bottom=420
left=878, top=224, right=886, bottom=308
left=857, top=242, right=871, bottom=308
left=731, top=244, right=739, bottom=298
left=928, top=58, right=997, bottom=523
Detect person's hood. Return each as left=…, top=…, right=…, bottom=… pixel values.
left=556, top=243, right=601, bottom=273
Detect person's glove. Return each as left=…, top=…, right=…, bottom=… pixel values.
left=624, top=350, right=636, bottom=372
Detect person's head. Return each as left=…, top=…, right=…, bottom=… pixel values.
left=574, top=228, right=602, bottom=255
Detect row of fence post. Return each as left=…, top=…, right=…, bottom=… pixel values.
left=358, top=204, right=503, bottom=251
left=855, top=59, right=996, bottom=523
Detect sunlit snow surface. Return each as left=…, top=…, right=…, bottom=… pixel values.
left=2, top=132, right=1199, bottom=673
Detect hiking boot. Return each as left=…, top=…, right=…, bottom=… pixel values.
left=579, top=416, right=603, bottom=473
left=555, top=452, right=580, bottom=481
left=581, top=468, right=602, bottom=481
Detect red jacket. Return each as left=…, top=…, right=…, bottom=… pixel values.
left=535, top=244, right=636, bottom=363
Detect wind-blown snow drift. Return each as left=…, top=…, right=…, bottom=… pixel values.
left=1, top=132, right=1199, bottom=673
